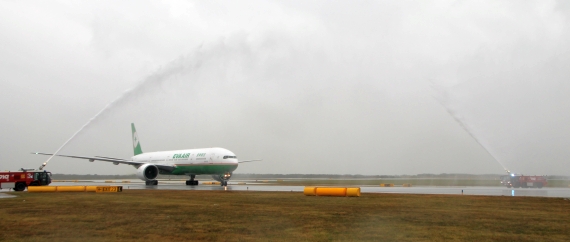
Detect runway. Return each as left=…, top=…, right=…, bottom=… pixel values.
left=0, top=193, right=15, bottom=198
left=3, top=180, right=561, bottom=198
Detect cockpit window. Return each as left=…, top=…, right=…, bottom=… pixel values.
left=223, top=156, right=237, bottom=159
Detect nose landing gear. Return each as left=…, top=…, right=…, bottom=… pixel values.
left=211, top=173, right=231, bottom=187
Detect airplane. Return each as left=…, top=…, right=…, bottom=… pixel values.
left=34, top=123, right=260, bottom=186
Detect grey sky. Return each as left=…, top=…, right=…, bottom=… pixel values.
left=1, top=1, right=568, bottom=175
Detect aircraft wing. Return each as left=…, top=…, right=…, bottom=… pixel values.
left=32, top=152, right=176, bottom=172
left=238, top=159, right=262, bottom=163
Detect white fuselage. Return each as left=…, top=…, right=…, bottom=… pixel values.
left=132, top=147, right=239, bottom=175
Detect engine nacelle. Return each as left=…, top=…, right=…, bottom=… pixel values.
left=136, top=164, right=159, bottom=181
left=212, top=172, right=232, bottom=182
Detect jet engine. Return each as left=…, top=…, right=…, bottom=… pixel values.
left=212, top=172, right=232, bottom=182
left=136, top=164, right=159, bottom=181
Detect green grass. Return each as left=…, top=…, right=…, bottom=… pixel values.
left=270, top=178, right=504, bottom=187
left=1, top=190, right=570, bottom=241
left=547, top=180, right=570, bottom=187
left=266, top=178, right=570, bottom=187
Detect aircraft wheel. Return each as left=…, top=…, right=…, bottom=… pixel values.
left=14, top=182, right=26, bottom=192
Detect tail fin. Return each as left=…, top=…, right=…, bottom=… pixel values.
left=131, top=123, right=143, bottom=156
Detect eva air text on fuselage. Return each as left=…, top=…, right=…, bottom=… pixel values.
left=173, top=153, right=206, bottom=159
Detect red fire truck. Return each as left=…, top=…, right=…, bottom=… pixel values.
left=0, top=170, right=52, bottom=191
left=500, top=174, right=547, bottom=188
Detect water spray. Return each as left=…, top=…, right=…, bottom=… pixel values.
left=439, top=104, right=508, bottom=171
left=431, top=83, right=509, bottom=171
left=39, top=101, right=120, bottom=170
left=39, top=55, right=193, bottom=170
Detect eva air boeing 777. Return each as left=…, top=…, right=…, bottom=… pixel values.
left=34, top=124, right=260, bottom=186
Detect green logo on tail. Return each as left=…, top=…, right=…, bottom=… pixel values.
left=131, top=123, right=143, bottom=156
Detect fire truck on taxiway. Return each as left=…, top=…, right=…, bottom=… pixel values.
left=500, top=174, right=547, bottom=188
left=0, top=169, right=52, bottom=191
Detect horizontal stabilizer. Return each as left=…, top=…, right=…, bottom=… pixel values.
left=238, top=159, right=262, bottom=163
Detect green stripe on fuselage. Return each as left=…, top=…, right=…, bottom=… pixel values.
left=169, top=164, right=238, bottom=175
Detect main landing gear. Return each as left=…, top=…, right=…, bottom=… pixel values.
left=145, top=180, right=158, bottom=185
left=220, top=180, right=228, bottom=186
left=186, top=175, right=198, bottom=186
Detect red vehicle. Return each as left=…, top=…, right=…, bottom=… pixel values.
left=0, top=170, right=52, bottom=191
left=501, top=175, right=547, bottom=188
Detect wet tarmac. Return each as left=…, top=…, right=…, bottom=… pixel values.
left=0, top=193, right=15, bottom=198
left=1, top=180, right=560, bottom=198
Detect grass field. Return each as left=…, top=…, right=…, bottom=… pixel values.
left=270, top=178, right=503, bottom=187
left=1, top=190, right=570, bottom=241
left=269, top=178, right=570, bottom=187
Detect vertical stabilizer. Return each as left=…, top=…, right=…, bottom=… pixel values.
left=131, top=123, right=143, bottom=156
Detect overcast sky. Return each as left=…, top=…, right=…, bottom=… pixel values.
left=1, top=1, right=569, bottom=175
